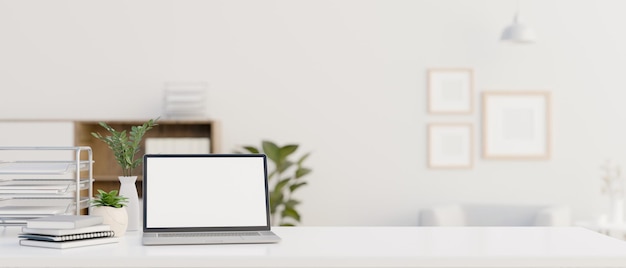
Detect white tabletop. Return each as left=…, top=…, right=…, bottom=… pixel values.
left=2, top=226, right=626, bottom=267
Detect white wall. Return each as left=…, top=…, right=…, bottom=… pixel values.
left=0, top=0, right=624, bottom=225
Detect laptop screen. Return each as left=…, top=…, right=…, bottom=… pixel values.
left=143, top=154, right=271, bottom=232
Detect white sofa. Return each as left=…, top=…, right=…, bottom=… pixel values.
left=419, top=204, right=571, bottom=226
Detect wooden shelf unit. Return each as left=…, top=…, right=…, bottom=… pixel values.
left=74, top=120, right=221, bottom=196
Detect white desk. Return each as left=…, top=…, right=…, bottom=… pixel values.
left=2, top=226, right=626, bottom=267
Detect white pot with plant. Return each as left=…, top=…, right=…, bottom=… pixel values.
left=91, top=189, right=129, bottom=237
left=91, top=118, right=157, bottom=231
left=601, top=160, right=625, bottom=224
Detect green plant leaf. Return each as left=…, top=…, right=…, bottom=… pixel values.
left=276, top=161, right=294, bottom=174
left=279, top=145, right=298, bottom=158
left=289, top=182, right=308, bottom=192
left=269, top=191, right=283, bottom=214
left=91, top=118, right=158, bottom=176
left=297, top=153, right=311, bottom=165
left=262, top=141, right=280, bottom=163
left=281, top=207, right=301, bottom=222
left=295, top=167, right=312, bottom=179
left=285, top=199, right=301, bottom=209
left=280, top=223, right=295, bottom=226
left=268, top=170, right=277, bottom=181
left=91, top=189, right=128, bottom=208
left=274, top=178, right=291, bottom=193
left=242, top=146, right=260, bottom=154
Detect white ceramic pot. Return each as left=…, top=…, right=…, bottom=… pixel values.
left=91, top=206, right=128, bottom=237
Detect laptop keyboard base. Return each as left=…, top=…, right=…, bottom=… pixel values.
left=158, top=232, right=261, bottom=238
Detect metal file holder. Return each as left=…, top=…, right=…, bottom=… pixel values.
left=0, top=147, right=93, bottom=226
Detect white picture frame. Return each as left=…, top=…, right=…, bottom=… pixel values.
left=427, top=68, right=473, bottom=114
left=427, top=123, right=473, bottom=169
left=482, top=91, right=551, bottom=159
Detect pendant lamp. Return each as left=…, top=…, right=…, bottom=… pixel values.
left=500, top=2, right=536, bottom=44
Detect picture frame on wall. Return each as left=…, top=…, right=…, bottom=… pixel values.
left=427, top=68, right=473, bottom=114
left=482, top=91, right=551, bottom=159
left=427, top=123, right=473, bottom=169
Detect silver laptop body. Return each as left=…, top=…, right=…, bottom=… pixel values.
left=142, top=154, right=281, bottom=245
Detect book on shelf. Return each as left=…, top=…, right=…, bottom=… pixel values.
left=19, top=236, right=120, bottom=249
left=22, top=224, right=111, bottom=236
left=145, top=137, right=210, bottom=154
left=19, top=230, right=115, bottom=242
left=26, top=215, right=103, bottom=229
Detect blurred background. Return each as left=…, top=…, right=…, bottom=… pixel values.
left=0, top=0, right=624, bottom=226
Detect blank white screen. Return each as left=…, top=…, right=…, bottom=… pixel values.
left=145, top=156, right=268, bottom=228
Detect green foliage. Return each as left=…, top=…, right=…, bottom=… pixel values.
left=91, top=118, right=158, bottom=177
left=91, top=189, right=128, bottom=208
left=238, top=140, right=312, bottom=226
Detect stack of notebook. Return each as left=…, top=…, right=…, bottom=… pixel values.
left=18, top=215, right=120, bottom=249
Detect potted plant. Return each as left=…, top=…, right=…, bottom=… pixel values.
left=90, top=189, right=129, bottom=237
left=91, top=118, right=158, bottom=231
left=238, top=140, right=312, bottom=226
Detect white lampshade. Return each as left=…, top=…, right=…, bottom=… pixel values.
left=501, top=12, right=536, bottom=43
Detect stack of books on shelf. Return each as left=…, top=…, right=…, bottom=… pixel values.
left=18, top=215, right=120, bottom=249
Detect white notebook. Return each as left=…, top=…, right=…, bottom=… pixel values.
left=26, top=215, right=103, bottom=229
left=19, top=237, right=120, bottom=249
left=22, top=224, right=111, bottom=236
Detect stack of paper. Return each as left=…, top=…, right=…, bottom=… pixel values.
left=163, top=82, right=207, bottom=118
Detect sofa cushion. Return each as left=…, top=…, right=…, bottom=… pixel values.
left=419, top=204, right=571, bottom=226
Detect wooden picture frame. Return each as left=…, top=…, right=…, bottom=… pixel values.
left=482, top=91, right=551, bottom=159
left=427, top=68, right=473, bottom=114
left=427, top=123, right=473, bottom=169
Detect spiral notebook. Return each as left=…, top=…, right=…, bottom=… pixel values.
left=19, top=231, right=115, bottom=242
left=141, top=154, right=281, bottom=245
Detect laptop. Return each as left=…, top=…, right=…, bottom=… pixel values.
left=142, top=154, right=281, bottom=245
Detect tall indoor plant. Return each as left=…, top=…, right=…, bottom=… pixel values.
left=91, top=118, right=158, bottom=231
left=238, top=140, right=312, bottom=226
